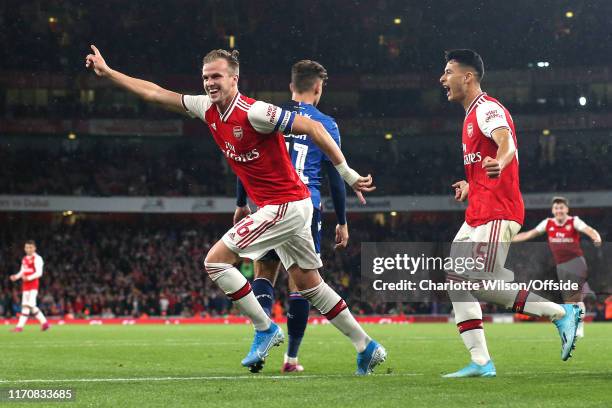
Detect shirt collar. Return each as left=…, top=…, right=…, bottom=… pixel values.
left=465, top=92, right=486, bottom=116
left=219, top=91, right=241, bottom=122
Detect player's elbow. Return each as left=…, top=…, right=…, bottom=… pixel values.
left=144, top=88, right=162, bottom=103
left=506, top=141, right=516, bottom=156
left=308, top=120, right=327, bottom=140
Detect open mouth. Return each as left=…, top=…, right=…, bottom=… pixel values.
left=208, top=87, right=220, bottom=97
left=443, top=85, right=451, bottom=98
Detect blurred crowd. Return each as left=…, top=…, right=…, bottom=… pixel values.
left=0, top=215, right=610, bottom=319
left=0, top=140, right=227, bottom=196
left=1, top=1, right=608, bottom=75
left=2, top=135, right=611, bottom=196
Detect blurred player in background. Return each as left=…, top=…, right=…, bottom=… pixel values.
left=513, top=196, right=601, bottom=337
left=9, top=240, right=50, bottom=332
left=440, top=49, right=582, bottom=378
left=234, top=60, right=348, bottom=373
left=85, top=45, right=386, bottom=375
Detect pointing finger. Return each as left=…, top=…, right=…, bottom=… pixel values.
left=355, top=190, right=366, bottom=205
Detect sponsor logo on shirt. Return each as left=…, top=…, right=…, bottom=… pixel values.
left=485, top=110, right=503, bottom=122
left=266, top=104, right=277, bottom=125
left=463, top=151, right=482, bottom=165
left=223, top=141, right=260, bottom=162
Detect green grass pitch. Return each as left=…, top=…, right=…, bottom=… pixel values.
left=1, top=322, right=610, bottom=407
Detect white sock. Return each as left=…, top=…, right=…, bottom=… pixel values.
left=205, top=262, right=271, bottom=331
left=451, top=296, right=490, bottom=366
left=17, top=309, right=29, bottom=328
left=475, top=289, right=566, bottom=320
left=300, top=281, right=370, bottom=352
left=32, top=307, right=47, bottom=325
left=460, top=328, right=490, bottom=366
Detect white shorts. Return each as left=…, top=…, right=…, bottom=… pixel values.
left=448, top=219, right=521, bottom=281
left=222, top=198, right=323, bottom=271
left=22, top=290, right=38, bottom=308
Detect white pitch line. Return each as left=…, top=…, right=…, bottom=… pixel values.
left=0, top=373, right=422, bottom=384
left=1, top=370, right=608, bottom=385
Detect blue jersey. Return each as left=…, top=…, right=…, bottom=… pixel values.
left=282, top=100, right=341, bottom=210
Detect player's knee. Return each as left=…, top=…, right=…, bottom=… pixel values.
left=21, top=306, right=31, bottom=316
left=203, top=260, right=231, bottom=276
left=204, top=240, right=239, bottom=267
left=288, top=266, right=321, bottom=291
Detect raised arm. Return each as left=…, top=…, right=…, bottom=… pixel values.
left=85, top=45, right=185, bottom=113
left=291, top=115, right=375, bottom=204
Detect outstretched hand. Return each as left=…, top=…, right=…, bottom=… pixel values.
left=85, top=44, right=111, bottom=77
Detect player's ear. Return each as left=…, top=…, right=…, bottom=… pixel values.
left=314, top=81, right=322, bottom=96
left=289, top=83, right=295, bottom=94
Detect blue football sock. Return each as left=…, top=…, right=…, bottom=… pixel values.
left=287, top=292, right=310, bottom=358
left=251, top=278, right=274, bottom=317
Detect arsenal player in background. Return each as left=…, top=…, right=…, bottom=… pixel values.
left=9, top=240, right=50, bottom=332
left=513, top=196, right=602, bottom=337
left=440, top=49, right=582, bottom=378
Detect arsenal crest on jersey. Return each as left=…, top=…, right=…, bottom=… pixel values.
left=233, top=126, right=243, bottom=140
left=467, top=123, right=474, bottom=138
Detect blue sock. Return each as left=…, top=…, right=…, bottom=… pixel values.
left=251, top=278, right=274, bottom=316
left=287, top=292, right=310, bottom=358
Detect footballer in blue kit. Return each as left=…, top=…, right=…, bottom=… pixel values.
left=235, top=60, right=349, bottom=373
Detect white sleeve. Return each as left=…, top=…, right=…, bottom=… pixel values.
left=476, top=101, right=510, bottom=138
left=181, top=95, right=212, bottom=123
left=29, top=255, right=44, bottom=280
left=247, top=101, right=296, bottom=134
left=535, top=219, right=548, bottom=234
left=573, top=216, right=588, bottom=233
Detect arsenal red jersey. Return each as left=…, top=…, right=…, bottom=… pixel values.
left=182, top=92, right=310, bottom=207
left=462, top=93, right=524, bottom=227
left=20, top=253, right=43, bottom=291
left=536, top=216, right=587, bottom=264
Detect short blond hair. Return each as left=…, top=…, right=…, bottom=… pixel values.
left=202, top=49, right=240, bottom=75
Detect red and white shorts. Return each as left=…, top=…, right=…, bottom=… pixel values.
left=222, top=198, right=323, bottom=270
left=448, top=219, right=521, bottom=281
left=21, top=290, right=38, bottom=308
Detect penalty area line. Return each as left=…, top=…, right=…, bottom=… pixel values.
left=0, top=373, right=422, bottom=384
